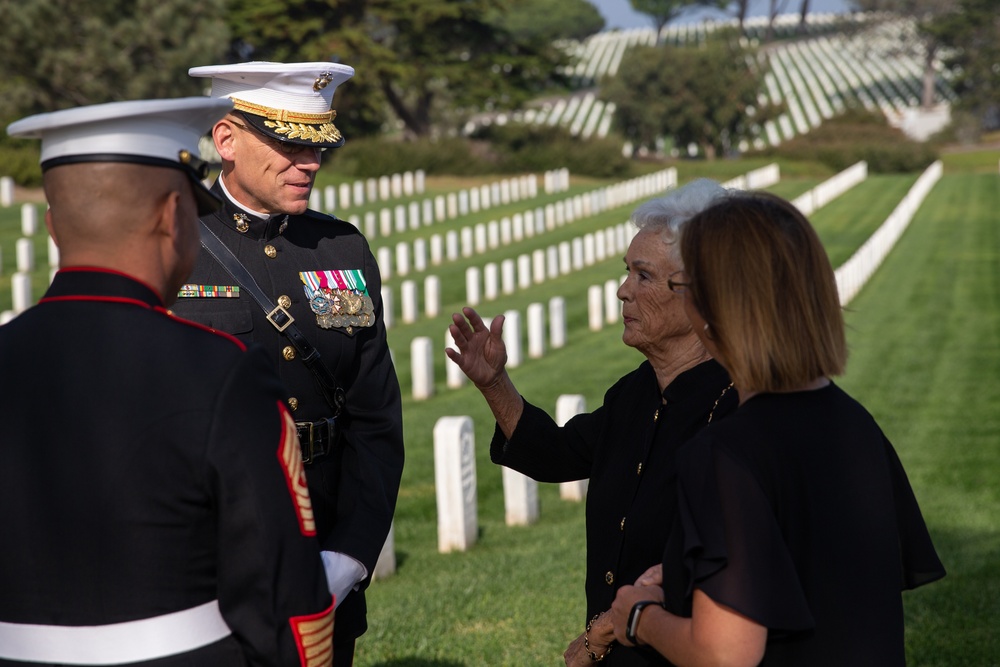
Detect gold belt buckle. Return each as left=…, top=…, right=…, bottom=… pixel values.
left=267, top=304, right=294, bottom=332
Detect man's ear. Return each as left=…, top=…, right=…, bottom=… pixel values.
left=213, top=119, right=238, bottom=162
left=44, top=207, right=58, bottom=247
left=155, top=189, right=182, bottom=240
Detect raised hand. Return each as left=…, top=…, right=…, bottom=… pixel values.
left=446, top=306, right=508, bottom=389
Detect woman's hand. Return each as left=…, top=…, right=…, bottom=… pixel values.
left=635, top=563, right=663, bottom=587
left=564, top=611, right=615, bottom=666
left=446, top=306, right=507, bottom=389
left=610, top=583, right=665, bottom=647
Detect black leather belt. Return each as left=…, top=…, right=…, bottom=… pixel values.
left=295, top=418, right=338, bottom=465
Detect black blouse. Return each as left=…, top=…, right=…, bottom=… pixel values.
left=663, top=383, right=945, bottom=666
left=492, top=359, right=735, bottom=666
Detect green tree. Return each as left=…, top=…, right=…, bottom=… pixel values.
left=931, top=0, right=1000, bottom=132
left=602, top=34, right=779, bottom=158
left=629, top=0, right=727, bottom=44
left=495, top=0, right=605, bottom=43
left=846, top=0, right=959, bottom=108
left=227, top=0, right=568, bottom=139
left=0, top=0, right=227, bottom=123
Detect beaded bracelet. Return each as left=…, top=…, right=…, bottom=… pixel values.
left=584, top=613, right=614, bottom=662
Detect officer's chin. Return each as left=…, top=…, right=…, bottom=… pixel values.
left=283, top=197, right=311, bottom=216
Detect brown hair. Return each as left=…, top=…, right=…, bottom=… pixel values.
left=681, top=191, right=847, bottom=393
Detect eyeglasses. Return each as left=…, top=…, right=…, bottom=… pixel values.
left=229, top=119, right=325, bottom=157
left=667, top=270, right=690, bottom=294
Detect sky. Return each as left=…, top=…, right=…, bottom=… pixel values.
left=588, top=0, right=857, bottom=30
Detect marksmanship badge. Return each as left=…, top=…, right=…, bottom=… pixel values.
left=299, top=269, right=374, bottom=333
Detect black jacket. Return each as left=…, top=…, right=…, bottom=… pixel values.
left=170, top=183, right=404, bottom=640
left=492, top=359, right=735, bottom=667
left=0, top=268, right=332, bottom=666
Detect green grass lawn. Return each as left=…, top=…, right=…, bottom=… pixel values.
left=836, top=172, right=1000, bottom=666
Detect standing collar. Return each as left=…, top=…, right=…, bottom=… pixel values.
left=42, top=267, right=164, bottom=308
left=210, top=178, right=289, bottom=241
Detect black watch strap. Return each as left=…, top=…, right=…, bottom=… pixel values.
left=198, top=220, right=345, bottom=416
left=626, top=600, right=663, bottom=645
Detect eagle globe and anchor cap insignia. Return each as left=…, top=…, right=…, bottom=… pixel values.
left=299, top=269, right=374, bottom=334
left=188, top=61, right=354, bottom=149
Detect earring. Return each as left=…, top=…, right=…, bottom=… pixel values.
left=703, top=323, right=713, bottom=340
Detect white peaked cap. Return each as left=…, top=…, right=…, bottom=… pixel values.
left=8, top=97, right=233, bottom=169
left=8, top=97, right=234, bottom=214
left=189, top=61, right=355, bottom=148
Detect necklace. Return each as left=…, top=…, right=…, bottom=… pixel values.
left=707, top=382, right=735, bottom=424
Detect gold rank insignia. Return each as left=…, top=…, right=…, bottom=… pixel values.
left=278, top=404, right=316, bottom=536
left=289, top=604, right=334, bottom=667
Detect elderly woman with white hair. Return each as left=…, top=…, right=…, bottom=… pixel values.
left=447, top=179, right=736, bottom=666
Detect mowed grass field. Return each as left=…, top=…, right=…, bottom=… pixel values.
left=1, top=153, right=996, bottom=665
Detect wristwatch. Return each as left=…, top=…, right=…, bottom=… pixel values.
left=626, top=600, right=663, bottom=645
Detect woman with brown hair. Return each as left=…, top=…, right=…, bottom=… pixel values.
left=609, top=192, right=945, bottom=666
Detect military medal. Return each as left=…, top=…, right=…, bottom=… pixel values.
left=300, top=269, right=375, bottom=333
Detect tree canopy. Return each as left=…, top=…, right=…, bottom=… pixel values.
left=930, top=0, right=1000, bottom=131
left=628, top=0, right=727, bottom=43
left=0, top=0, right=227, bottom=124
left=602, top=33, right=779, bottom=158
left=495, top=0, right=605, bottom=44
left=227, top=0, right=570, bottom=138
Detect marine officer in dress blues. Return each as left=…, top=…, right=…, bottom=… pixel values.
left=173, top=61, right=405, bottom=667
left=1, top=98, right=334, bottom=666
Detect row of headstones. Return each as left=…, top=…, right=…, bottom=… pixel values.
left=0, top=177, right=14, bottom=207
left=312, top=170, right=570, bottom=241
left=379, top=163, right=773, bottom=329
left=309, top=168, right=569, bottom=219
left=530, top=13, right=857, bottom=153
left=460, top=222, right=634, bottom=306
left=372, top=168, right=677, bottom=280
left=835, top=160, right=942, bottom=306
left=1, top=205, right=58, bottom=323
left=761, top=21, right=956, bottom=148
left=408, top=295, right=571, bottom=400
left=410, top=258, right=631, bottom=389
left=310, top=170, right=427, bottom=214
left=432, top=401, right=589, bottom=554
left=567, top=12, right=849, bottom=86
left=405, top=271, right=626, bottom=401
left=720, top=163, right=781, bottom=191
left=792, top=161, right=868, bottom=216
left=563, top=15, right=949, bottom=152
left=383, top=159, right=867, bottom=333
left=380, top=218, right=635, bottom=333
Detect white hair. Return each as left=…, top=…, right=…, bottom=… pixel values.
left=629, top=178, right=729, bottom=263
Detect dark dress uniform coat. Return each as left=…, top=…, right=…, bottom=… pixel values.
left=170, top=183, right=404, bottom=641
left=0, top=268, right=333, bottom=666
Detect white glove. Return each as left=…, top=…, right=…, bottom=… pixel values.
left=320, top=551, right=367, bottom=609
